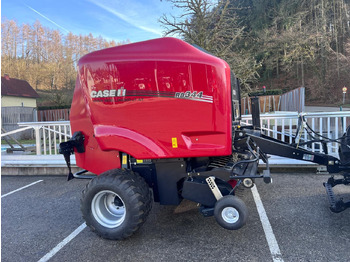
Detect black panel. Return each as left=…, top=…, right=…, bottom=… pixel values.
left=182, top=177, right=217, bottom=207
left=231, top=72, right=241, bottom=121
left=153, top=159, right=187, bottom=205
left=131, top=163, right=159, bottom=202
left=251, top=97, right=260, bottom=128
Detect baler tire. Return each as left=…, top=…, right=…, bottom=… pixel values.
left=127, top=170, right=153, bottom=217
left=214, top=195, right=248, bottom=230
left=81, top=169, right=152, bottom=240
left=115, top=169, right=153, bottom=222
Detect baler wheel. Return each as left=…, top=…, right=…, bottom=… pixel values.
left=214, top=195, right=248, bottom=230
left=81, top=169, right=152, bottom=240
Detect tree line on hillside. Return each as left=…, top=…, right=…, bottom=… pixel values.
left=161, top=0, right=350, bottom=103
left=2, top=0, right=350, bottom=106
left=1, top=19, right=128, bottom=106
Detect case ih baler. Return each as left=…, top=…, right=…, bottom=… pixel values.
left=60, top=38, right=350, bottom=240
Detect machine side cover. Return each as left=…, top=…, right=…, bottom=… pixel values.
left=70, top=37, right=232, bottom=174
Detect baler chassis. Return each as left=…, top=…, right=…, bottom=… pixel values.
left=60, top=122, right=350, bottom=240
left=60, top=37, right=349, bottom=241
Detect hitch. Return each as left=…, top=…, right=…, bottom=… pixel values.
left=59, top=131, right=87, bottom=181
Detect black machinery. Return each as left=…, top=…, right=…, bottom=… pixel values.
left=243, top=103, right=350, bottom=213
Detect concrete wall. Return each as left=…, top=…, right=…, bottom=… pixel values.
left=1, top=166, right=81, bottom=176
left=1, top=96, right=37, bottom=107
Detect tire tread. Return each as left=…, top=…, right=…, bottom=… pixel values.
left=81, top=169, right=152, bottom=240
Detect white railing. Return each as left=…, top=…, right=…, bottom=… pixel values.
left=241, top=111, right=350, bottom=157
left=6, top=111, right=350, bottom=157
left=17, top=121, right=71, bottom=155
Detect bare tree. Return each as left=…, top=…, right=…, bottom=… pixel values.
left=159, top=0, right=260, bottom=91
left=160, top=0, right=243, bottom=57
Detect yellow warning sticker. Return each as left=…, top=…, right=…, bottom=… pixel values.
left=172, top=137, right=178, bottom=148
left=136, top=159, right=143, bottom=164
left=122, top=155, right=127, bottom=165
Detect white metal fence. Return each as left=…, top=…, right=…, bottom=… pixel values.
left=241, top=111, right=350, bottom=157
left=3, top=111, right=350, bottom=157
left=17, top=121, right=71, bottom=155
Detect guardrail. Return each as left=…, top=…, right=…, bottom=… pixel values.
left=16, top=121, right=71, bottom=155
left=5, top=111, right=350, bottom=157
left=241, top=111, right=350, bottom=156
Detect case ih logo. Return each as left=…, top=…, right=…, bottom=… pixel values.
left=90, top=88, right=126, bottom=98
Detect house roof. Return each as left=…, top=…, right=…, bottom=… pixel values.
left=1, top=76, right=40, bottom=98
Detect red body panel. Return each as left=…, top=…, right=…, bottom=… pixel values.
left=70, top=37, right=232, bottom=174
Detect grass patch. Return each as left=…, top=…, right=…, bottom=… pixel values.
left=1, top=139, right=36, bottom=145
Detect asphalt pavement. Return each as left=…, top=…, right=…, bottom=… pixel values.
left=1, top=173, right=349, bottom=262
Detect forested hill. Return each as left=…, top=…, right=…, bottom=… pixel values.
left=237, top=0, right=350, bottom=104
left=2, top=0, right=350, bottom=106
left=1, top=19, right=129, bottom=107
left=161, top=0, right=350, bottom=105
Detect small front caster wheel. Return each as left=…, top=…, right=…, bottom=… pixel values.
left=214, top=195, right=248, bottom=230
left=242, top=178, right=254, bottom=188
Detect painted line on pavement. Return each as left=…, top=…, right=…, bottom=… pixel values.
left=1, top=180, right=43, bottom=198
left=38, top=223, right=87, bottom=262
left=251, top=185, right=284, bottom=262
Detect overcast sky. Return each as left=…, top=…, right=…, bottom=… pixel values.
left=2, top=0, right=182, bottom=43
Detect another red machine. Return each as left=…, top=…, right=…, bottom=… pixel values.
left=60, top=38, right=349, bottom=240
